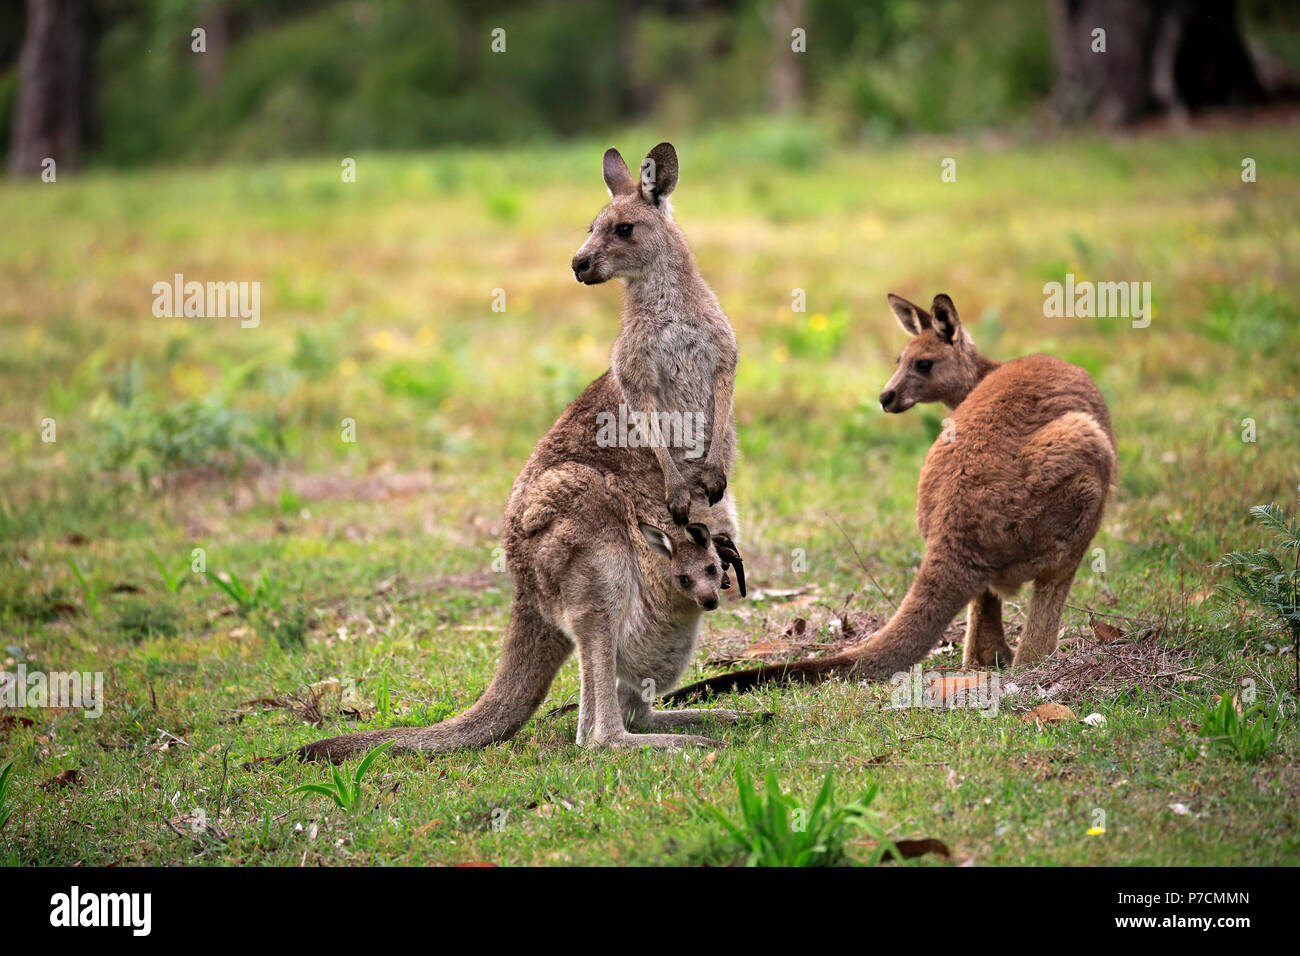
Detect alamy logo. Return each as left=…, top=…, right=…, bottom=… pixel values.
left=595, top=404, right=706, bottom=459
left=50, top=886, right=151, bottom=936
left=1043, top=273, right=1151, bottom=328
left=1, top=665, right=103, bottom=717
left=152, top=273, right=260, bottom=328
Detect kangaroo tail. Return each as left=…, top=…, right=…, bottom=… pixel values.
left=290, top=600, right=571, bottom=764
left=663, top=553, right=983, bottom=701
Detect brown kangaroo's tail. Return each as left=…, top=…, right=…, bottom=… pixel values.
left=663, top=553, right=983, bottom=701
left=290, top=600, right=571, bottom=764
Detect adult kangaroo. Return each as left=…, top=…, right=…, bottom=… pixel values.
left=572, top=142, right=737, bottom=526
left=294, top=144, right=747, bottom=763
left=666, top=292, right=1116, bottom=701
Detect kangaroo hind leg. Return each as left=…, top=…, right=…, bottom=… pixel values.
left=1012, top=573, right=1075, bottom=668
left=963, top=588, right=1014, bottom=668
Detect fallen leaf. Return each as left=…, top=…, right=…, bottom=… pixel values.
left=42, top=769, right=84, bottom=790
left=1091, top=618, right=1124, bottom=642
left=1021, top=702, right=1076, bottom=724
left=1082, top=712, right=1107, bottom=727
left=0, top=714, right=35, bottom=734
left=928, top=673, right=988, bottom=708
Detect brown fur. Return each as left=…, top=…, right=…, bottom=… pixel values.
left=571, top=143, right=738, bottom=525
left=666, top=293, right=1117, bottom=701
left=290, top=147, right=747, bottom=764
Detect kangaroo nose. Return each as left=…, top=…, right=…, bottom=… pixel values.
left=572, top=257, right=591, bottom=281
left=702, top=596, right=718, bottom=611
left=879, top=389, right=895, bottom=410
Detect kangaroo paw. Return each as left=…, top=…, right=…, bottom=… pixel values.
left=699, top=464, right=727, bottom=506
left=666, top=483, right=693, bottom=525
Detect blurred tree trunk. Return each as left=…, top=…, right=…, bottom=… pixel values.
left=8, top=0, right=90, bottom=176
left=197, top=3, right=233, bottom=93
left=768, top=0, right=805, bottom=113
left=1051, top=0, right=1264, bottom=125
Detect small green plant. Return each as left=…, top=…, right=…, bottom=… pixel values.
left=1198, top=696, right=1280, bottom=762
left=150, top=551, right=189, bottom=595
left=210, top=568, right=278, bottom=616
left=65, top=556, right=101, bottom=617
left=1214, top=486, right=1300, bottom=697
left=289, top=740, right=395, bottom=813
left=700, top=767, right=893, bottom=867
left=96, top=396, right=281, bottom=488
left=0, top=758, right=15, bottom=830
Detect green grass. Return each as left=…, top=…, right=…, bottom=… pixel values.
left=1, top=120, right=1298, bottom=865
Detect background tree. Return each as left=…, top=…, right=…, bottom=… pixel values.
left=8, top=0, right=92, bottom=176
left=1051, top=0, right=1265, bottom=125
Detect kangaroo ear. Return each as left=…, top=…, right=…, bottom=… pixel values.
left=888, top=293, right=930, bottom=336
left=930, top=294, right=962, bottom=344
left=640, top=142, right=678, bottom=206
left=684, top=522, right=710, bottom=548
left=603, top=148, right=637, bottom=198
left=639, top=523, right=673, bottom=557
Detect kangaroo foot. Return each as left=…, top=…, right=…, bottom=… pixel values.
left=964, top=640, right=1015, bottom=668
left=586, top=730, right=717, bottom=750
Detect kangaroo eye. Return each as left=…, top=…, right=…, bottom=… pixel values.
left=677, top=574, right=691, bottom=588
left=615, top=223, right=634, bottom=238
left=914, top=359, right=933, bottom=374
left=704, top=565, right=717, bottom=577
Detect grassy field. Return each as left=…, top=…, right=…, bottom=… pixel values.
left=1, top=119, right=1298, bottom=866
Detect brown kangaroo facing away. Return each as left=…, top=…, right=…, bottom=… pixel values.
left=292, top=146, right=749, bottom=764
left=571, top=142, right=737, bottom=526
left=665, top=292, right=1116, bottom=702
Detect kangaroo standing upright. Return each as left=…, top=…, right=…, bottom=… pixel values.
left=292, top=144, right=748, bottom=763
left=668, top=292, right=1116, bottom=700
left=571, top=143, right=737, bottom=525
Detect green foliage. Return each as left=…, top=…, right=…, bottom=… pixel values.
left=1198, top=696, right=1280, bottom=762
left=289, top=740, right=396, bottom=813
left=150, top=550, right=189, bottom=595
left=1215, top=486, right=1300, bottom=693
left=210, top=568, right=279, bottom=617
left=700, top=767, right=893, bottom=867
left=96, top=397, right=281, bottom=488
left=0, top=758, right=13, bottom=831
left=65, top=556, right=101, bottom=617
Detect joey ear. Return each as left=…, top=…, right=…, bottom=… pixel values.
left=640, top=142, right=678, bottom=206
left=887, top=293, right=930, bottom=336
left=640, top=523, right=673, bottom=557
left=684, top=522, right=710, bottom=548
left=930, top=294, right=962, bottom=344
left=603, top=148, right=637, bottom=198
